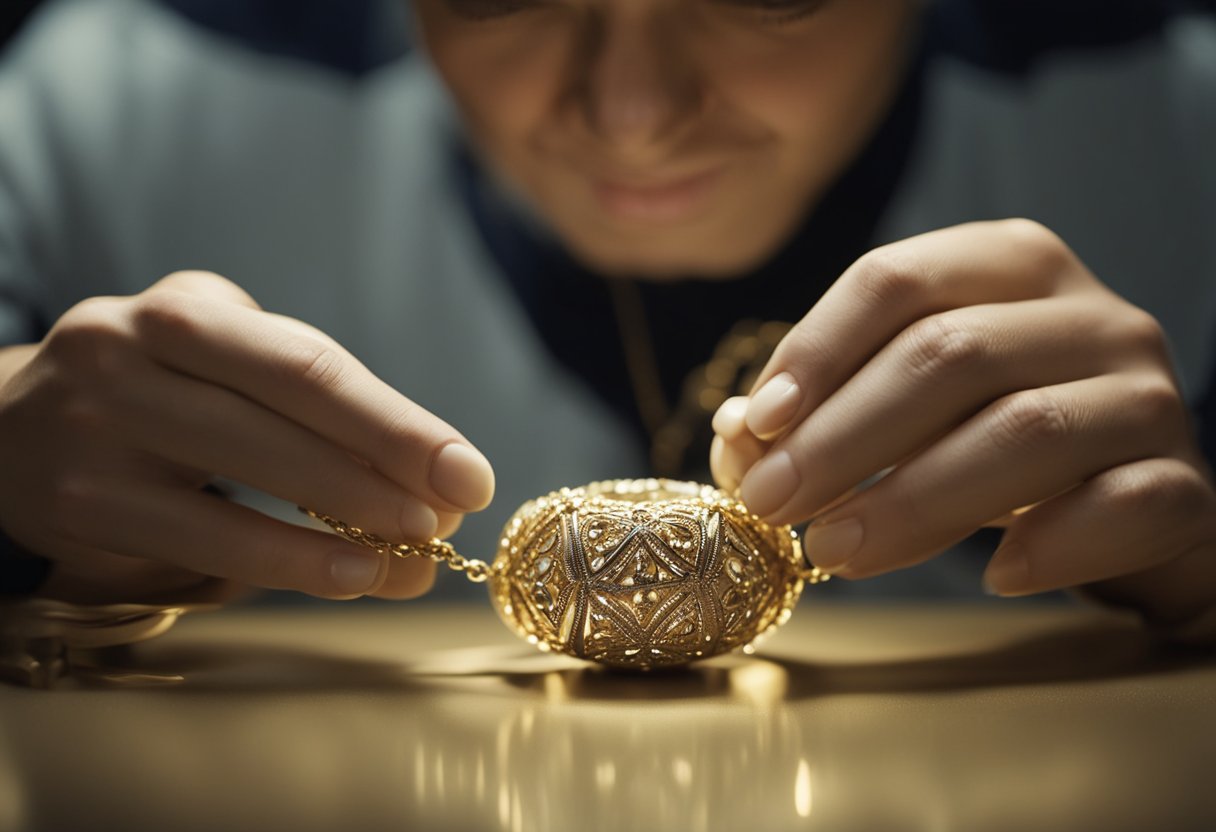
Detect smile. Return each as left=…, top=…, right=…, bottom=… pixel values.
left=592, top=167, right=724, bottom=223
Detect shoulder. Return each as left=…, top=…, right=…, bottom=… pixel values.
left=883, top=3, right=1216, bottom=398
left=0, top=0, right=457, bottom=328
left=927, top=0, right=1215, bottom=75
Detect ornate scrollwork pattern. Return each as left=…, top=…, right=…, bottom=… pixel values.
left=490, top=479, right=815, bottom=669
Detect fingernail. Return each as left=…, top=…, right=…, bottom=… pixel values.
left=710, top=435, right=736, bottom=491
left=740, top=450, right=800, bottom=519
left=329, top=550, right=385, bottom=596
left=720, top=438, right=754, bottom=491
left=747, top=372, right=802, bottom=438
left=803, top=517, right=863, bottom=572
left=712, top=396, right=751, bottom=440
left=431, top=443, right=495, bottom=511
left=983, top=543, right=1032, bottom=596
left=400, top=499, right=439, bottom=541
left=711, top=435, right=748, bottom=493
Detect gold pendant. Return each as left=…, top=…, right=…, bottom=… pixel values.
left=310, top=479, right=828, bottom=670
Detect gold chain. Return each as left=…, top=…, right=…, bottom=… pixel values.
left=606, top=280, right=792, bottom=476
left=651, top=318, right=792, bottom=476
left=607, top=279, right=671, bottom=437
left=299, top=508, right=493, bottom=583
left=303, top=492, right=828, bottom=587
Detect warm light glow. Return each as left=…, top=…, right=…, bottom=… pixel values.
left=595, top=761, right=616, bottom=791
left=673, top=757, right=693, bottom=788
left=795, top=759, right=813, bottom=818
left=414, top=744, right=426, bottom=798
left=474, top=753, right=486, bottom=802
left=497, top=783, right=511, bottom=829
left=511, top=787, right=524, bottom=832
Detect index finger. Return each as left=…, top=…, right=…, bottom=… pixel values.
left=742, top=219, right=1086, bottom=440
left=129, top=289, right=495, bottom=514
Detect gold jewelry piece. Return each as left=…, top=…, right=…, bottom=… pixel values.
left=306, top=478, right=827, bottom=670
left=0, top=599, right=219, bottom=688
left=607, top=278, right=793, bottom=476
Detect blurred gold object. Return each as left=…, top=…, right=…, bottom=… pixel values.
left=308, top=478, right=827, bottom=669
left=0, top=599, right=217, bottom=688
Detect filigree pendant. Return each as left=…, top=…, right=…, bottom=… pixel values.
left=306, top=479, right=827, bottom=670
left=490, top=479, right=823, bottom=669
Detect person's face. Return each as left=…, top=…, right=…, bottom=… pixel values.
left=414, top=0, right=919, bottom=279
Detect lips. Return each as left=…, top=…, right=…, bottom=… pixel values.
left=592, top=167, right=724, bottom=223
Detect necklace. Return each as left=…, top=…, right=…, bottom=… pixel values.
left=606, top=278, right=793, bottom=477
left=304, top=286, right=828, bottom=669
left=306, top=478, right=828, bottom=670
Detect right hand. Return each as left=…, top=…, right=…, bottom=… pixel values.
left=0, top=271, right=495, bottom=603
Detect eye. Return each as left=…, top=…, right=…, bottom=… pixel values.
left=718, top=0, right=831, bottom=26
left=441, top=0, right=541, bottom=22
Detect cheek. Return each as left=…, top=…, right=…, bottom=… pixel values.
left=419, top=14, right=572, bottom=143
left=712, top=10, right=913, bottom=175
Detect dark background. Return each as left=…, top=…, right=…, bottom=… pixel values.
left=5, top=1, right=1216, bottom=73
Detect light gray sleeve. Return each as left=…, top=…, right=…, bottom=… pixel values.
left=0, top=32, right=50, bottom=347
left=0, top=0, right=163, bottom=346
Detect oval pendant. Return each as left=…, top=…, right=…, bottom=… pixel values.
left=489, top=479, right=812, bottom=670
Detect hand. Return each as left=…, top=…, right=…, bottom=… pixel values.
left=711, top=220, right=1216, bottom=628
left=0, top=271, right=495, bottom=603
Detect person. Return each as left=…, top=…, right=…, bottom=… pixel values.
left=0, top=0, right=1213, bottom=640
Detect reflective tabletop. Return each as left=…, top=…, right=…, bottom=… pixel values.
left=1, top=602, right=1213, bottom=832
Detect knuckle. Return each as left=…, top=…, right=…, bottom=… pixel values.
left=1124, top=374, right=1185, bottom=432
left=986, top=390, right=1071, bottom=452
left=1000, top=218, right=1073, bottom=274
left=156, top=270, right=258, bottom=308
left=1107, top=460, right=1212, bottom=522
left=130, top=289, right=203, bottom=343
left=848, top=246, right=927, bottom=306
left=158, top=269, right=226, bottom=289
left=1120, top=307, right=1171, bottom=360
left=46, top=472, right=99, bottom=541
left=900, top=314, right=987, bottom=381
left=283, top=340, right=349, bottom=393
left=44, top=298, right=130, bottom=368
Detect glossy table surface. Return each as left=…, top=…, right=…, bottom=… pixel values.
left=1, top=601, right=1213, bottom=832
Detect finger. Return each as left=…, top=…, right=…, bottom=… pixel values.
left=710, top=436, right=735, bottom=491
left=149, top=270, right=262, bottom=310
left=741, top=297, right=1142, bottom=520
left=984, top=458, right=1216, bottom=608
left=794, top=373, right=1188, bottom=577
left=435, top=511, right=463, bottom=539
left=128, top=290, right=495, bottom=513
left=56, top=477, right=392, bottom=599
left=744, top=219, right=1092, bottom=440
left=711, top=432, right=768, bottom=493
left=107, top=354, right=439, bottom=542
left=37, top=540, right=213, bottom=604
left=711, top=396, right=751, bottom=441
left=370, top=557, right=439, bottom=600
left=710, top=396, right=769, bottom=492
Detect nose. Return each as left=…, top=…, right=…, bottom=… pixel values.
left=573, top=11, right=703, bottom=157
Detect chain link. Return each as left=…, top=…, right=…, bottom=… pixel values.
left=300, top=508, right=493, bottom=583
left=797, top=565, right=831, bottom=585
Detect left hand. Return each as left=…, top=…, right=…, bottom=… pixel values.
left=711, top=220, right=1216, bottom=628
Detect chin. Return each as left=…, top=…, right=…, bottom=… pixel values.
left=558, top=221, right=788, bottom=282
